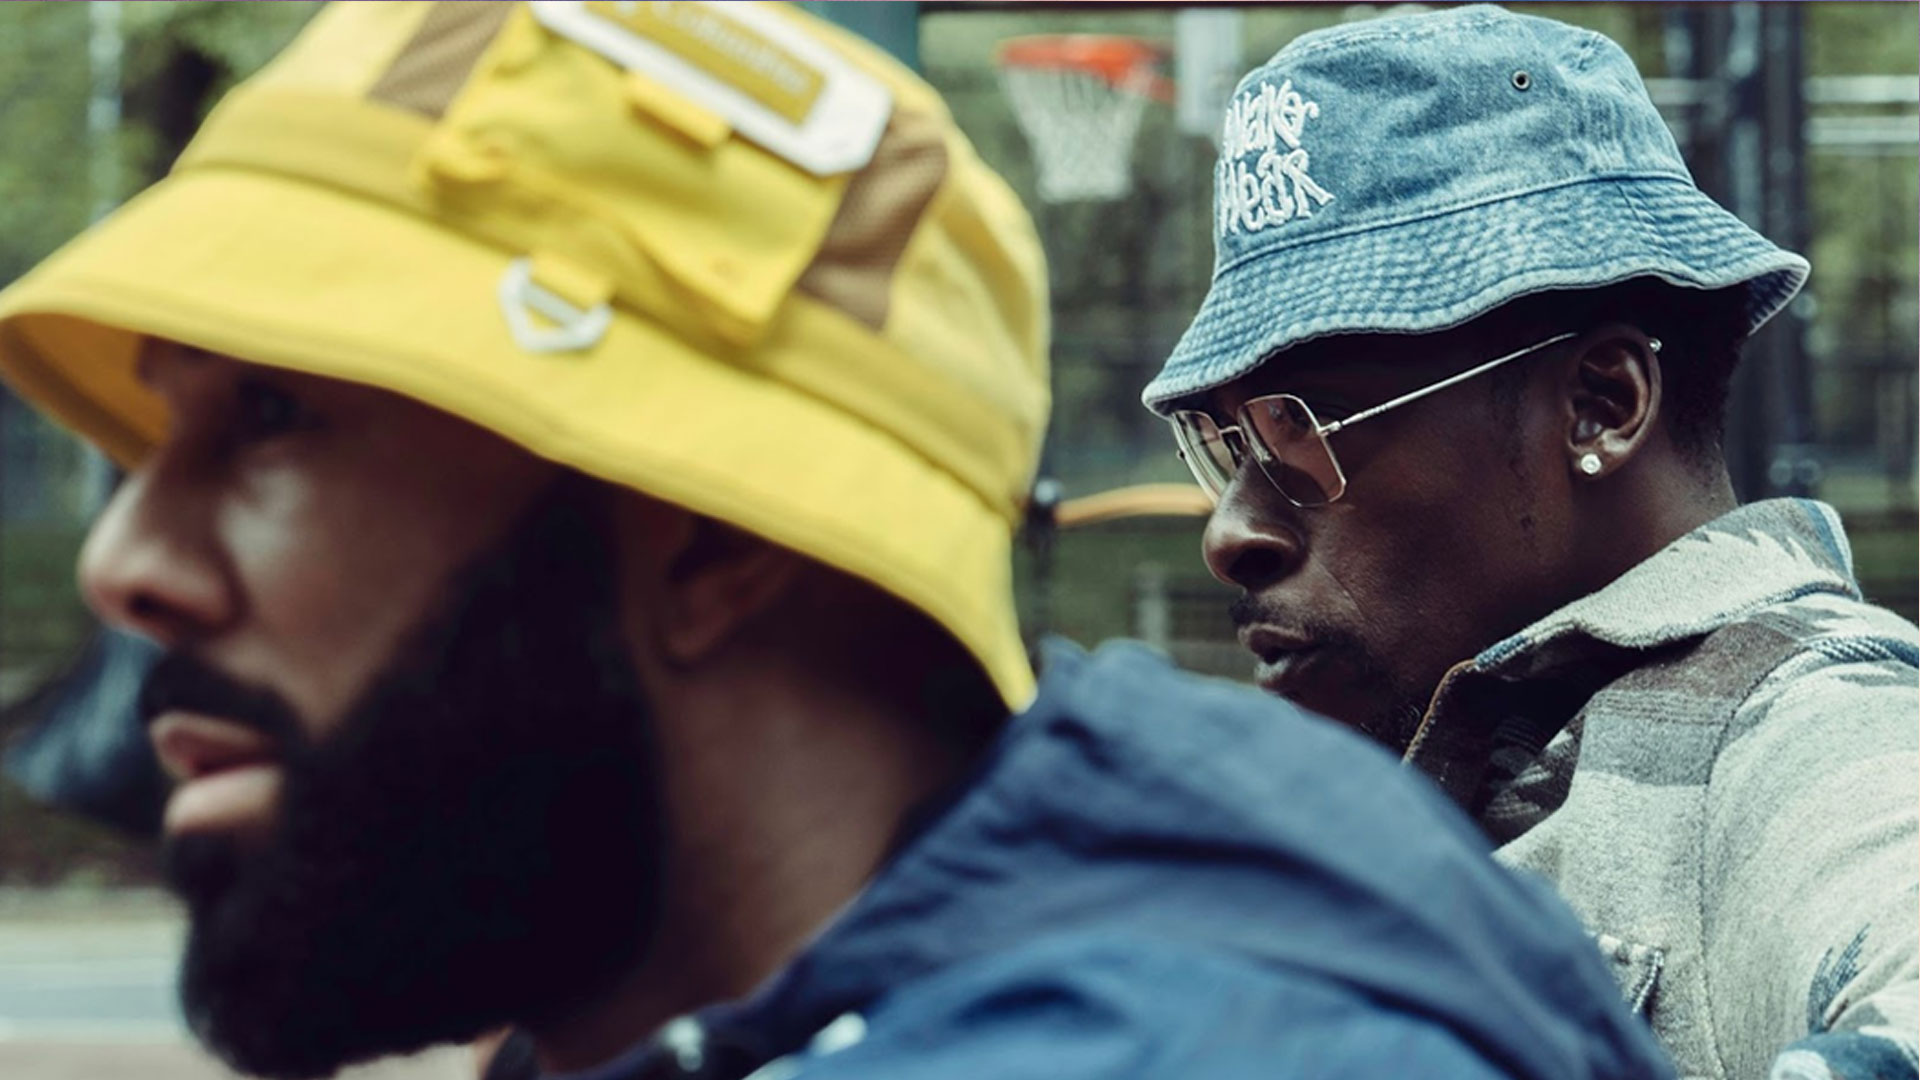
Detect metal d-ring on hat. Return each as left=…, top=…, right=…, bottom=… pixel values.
left=1142, top=3, right=1810, bottom=414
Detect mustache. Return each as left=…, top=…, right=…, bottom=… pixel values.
left=1227, top=594, right=1377, bottom=663
left=1228, top=593, right=1334, bottom=641
left=138, top=652, right=306, bottom=747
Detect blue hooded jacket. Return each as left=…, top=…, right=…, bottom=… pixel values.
left=550, top=641, right=1673, bottom=1080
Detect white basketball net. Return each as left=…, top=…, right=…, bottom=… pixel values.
left=1000, top=62, right=1156, bottom=204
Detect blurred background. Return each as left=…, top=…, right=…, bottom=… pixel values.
left=0, top=2, right=1913, bottom=1076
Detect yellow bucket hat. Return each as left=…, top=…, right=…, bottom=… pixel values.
left=0, top=1, right=1050, bottom=708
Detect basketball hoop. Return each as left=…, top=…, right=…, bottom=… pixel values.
left=996, top=35, right=1170, bottom=204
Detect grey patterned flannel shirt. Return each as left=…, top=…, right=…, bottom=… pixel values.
left=1403, top=499, right=1917, bottom=1080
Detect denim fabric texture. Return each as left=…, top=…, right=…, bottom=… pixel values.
left=1142, top=4, right=1810, bottom=413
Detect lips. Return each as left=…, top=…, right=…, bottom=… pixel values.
left=149, top=712, right=278, bottom=780
left=1239, top=625, right=1321, bottom=697
left=148, top=712, right=285, bottom=837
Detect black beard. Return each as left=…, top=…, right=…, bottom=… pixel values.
left=146, top=477, right=662, bottom=1079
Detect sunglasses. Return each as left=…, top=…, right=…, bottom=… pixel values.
left=1171, top=331, right=1608, bottom=507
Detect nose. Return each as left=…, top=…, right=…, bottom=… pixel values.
left=77, top=460, right=235, bottom=647
left=1201, top=474, right=1307, bottom=591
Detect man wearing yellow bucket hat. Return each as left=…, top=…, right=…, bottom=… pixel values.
left=0, top=4, right=1670, bottom=1079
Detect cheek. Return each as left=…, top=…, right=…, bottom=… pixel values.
left=220, top=469, right=477, bottom=731
left=1317, top=437, right=1526, bottom=645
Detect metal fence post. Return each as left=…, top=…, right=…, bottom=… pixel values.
left=1134, top=562, right=1169, bottom=652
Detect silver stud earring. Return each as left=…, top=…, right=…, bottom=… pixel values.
left=1578, top=453, right=1603, bottom=476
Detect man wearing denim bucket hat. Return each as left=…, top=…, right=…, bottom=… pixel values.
left=0, top=2, right=1676, bottom=1079
left=1147, top=5, right=1919, bottom=1078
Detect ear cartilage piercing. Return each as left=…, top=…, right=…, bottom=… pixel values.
left=1579, top=453, right=1603, bottom=476
left=1648, top=338, right=1662, bottom=353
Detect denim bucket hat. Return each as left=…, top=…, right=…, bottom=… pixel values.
left=1142, top=4, right=1809, bottom=413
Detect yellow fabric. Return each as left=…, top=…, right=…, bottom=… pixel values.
left=0, top=0, right=1048, bottom=708
left=528, top=250, right=617, bottom=312
left=624, top=71, right=732, bottom=150
left=448, top=6, right=851, bottom=348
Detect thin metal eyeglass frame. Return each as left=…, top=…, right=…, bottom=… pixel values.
left=1179, top=330, right=1611, bottom=505
left=1305, top=330, right=1581, bottom=437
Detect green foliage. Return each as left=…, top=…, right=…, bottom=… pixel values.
left=1806, top=3, right=1920, bottom=77
left=1016, top=518, right=1223, bottom=647
left=0, top=3, right=95, bottom=284
left=0, top=1, right=317, bottom=281
left=0, top=524, right=92, bottom=685
left=1800, top=4, right=1920, bottom=459
left=120, top=0, right=321, bottom=81
left=1851, top=516, right=1920, bottom=621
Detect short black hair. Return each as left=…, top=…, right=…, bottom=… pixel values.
left=1480, top=278, right=1750, bottom=473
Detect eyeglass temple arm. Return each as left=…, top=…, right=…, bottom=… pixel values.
left=1316, top=331, right=1583, bottom=436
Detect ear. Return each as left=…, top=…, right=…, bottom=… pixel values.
left=655, top=515, right=805, bottom=666
left=609, top=494, right=806, bottom=668
left=1562, top=323, right=1662, bottom=480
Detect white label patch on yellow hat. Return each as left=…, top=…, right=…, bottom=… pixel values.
left=531, top=0, right=891, bottom=176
